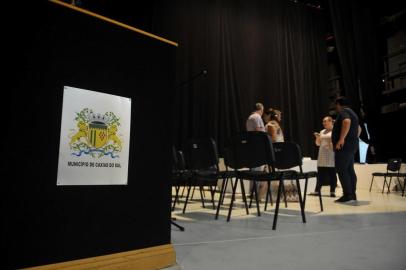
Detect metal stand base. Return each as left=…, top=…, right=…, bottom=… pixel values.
left=171, top=218, right=185, bottom=231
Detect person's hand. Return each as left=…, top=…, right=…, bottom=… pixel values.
left=336, top=138, right=345, bottom=150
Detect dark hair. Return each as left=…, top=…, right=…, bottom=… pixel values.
left=335, top=97, right=349, bottom=106
left=323, top=116, right=333, bottom=122
left=267, top=108, right=281, bottom=121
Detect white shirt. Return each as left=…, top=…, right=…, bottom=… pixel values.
left=246, top=113, right=265, bottom=132
left=317, top=129, right=335, bottom=167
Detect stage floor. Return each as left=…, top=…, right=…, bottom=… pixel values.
left=170, top=163, right=406, bottom=270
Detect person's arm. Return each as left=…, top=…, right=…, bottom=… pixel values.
left=268, top=123, right=277, bottom=141
left=266, top=125, right=273, bottom=136
left=336, top=119, right=351, bottom=150
left=358, top=125, right=362, bottom=137
left=314, top=133, right=321, bottom=146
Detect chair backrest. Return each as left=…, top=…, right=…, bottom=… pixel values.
left=227, top=131, right=275, bottom=170
left=172, top=146, right=178, bottom=171
left=177, top=150, right=187, bottom=171
left=387, top=158, right=402, bottom=172
left=172, top=146, right=185, bottom=172
left=222, top=147, right=232, bottom=171
left=183, top=138, right=219, bottom=171
left=273, top=142, right=303, bottom=172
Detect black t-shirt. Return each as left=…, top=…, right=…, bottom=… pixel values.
left=332, top=107, right=359, bottom=152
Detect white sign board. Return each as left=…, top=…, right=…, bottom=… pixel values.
left=57, top=86, right=131, bottom=185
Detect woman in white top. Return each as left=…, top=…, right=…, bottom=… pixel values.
left=310, top=116, right=337, bottom=197
left=264, top=108, right=298, bottom=202
left=265, top=108, right=285, bottom=143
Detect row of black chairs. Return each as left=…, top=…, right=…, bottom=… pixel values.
left=369, top=158, right=406, bottom=196
left=172, top=131, right=322, bottom=230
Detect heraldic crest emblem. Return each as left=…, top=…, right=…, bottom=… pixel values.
left=69, top=108, right=122, bottom=158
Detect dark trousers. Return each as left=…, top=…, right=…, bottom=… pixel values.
left=335, top=150, right=357, bottom=196
left=315, top=167, right=337, bottom=193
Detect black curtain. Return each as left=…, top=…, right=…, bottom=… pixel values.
left=154, top=0, right=328, bottom=158
left=328, top=0, right=381, bottom=155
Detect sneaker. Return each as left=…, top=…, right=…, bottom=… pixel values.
left=334, top=195, right=353, bottom=203
left=330, top=192, right=336, bottom=198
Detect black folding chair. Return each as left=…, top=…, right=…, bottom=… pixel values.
left=182, top=138, right=235, bottom=214
left=171, top=146, right=188, bottom=231
left=215, top=148, right=243, bottom=219
left=225, top=131, right=305, bottom=230
left=271, top=142, right=322, bottom=212
left=171, top=147, right=192, bottom=211
left=369, top=158, right=405, bottom=194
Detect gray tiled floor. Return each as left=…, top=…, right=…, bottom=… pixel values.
left=169, top=171, right=406, bottom=270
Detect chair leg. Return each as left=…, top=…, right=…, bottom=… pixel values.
left=249, top=184, right=254, bottom=208
left=270, top=182, right=274, bottom=206
left=221, top=178, right=228, bottom=205
left=369, top=176, right=374, bottom=192
left=180, top=186, right=185, bottom=198
left=396, top=176, right=403, bottom=191
left=230, top=178, right=237, bottom=202
left=240, top=178, right=250, bottom=215
left=281, top=182, right=288, bottom=208
left=177, top=186, right=184, bottom=205
left=272, top=179, right=283, bottom=230
left=172, top=185, right=180, bottom=211
left=199, top=185, right=206, bottom=208
left=382, top=176, right=387, bottom=194
left=303, top=177, right=309, bottom=207
left=209, top=185, right=216, bottom=209
left=215, top=177, right=227, bottom=220
left=213, top=185, right=218, bottom=196
left=253, top=181, right=261, bottom=217
left=387, top=176, right=393, bottom=194
left=402, top=176, right=406, bottom=197
left=227, top=178, right=239, bottom=222
left=295, top=178, right=306, bottom=223
left=191, top=186, right=196, bottom=200
left=264, top=181, right=271, bottom=211
left=182, top=183, right=193, bottom=214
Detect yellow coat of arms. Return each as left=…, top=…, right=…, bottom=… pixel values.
left=69, top=108, right=122, bottom=158
left=88, top=121, right=108, bottom=148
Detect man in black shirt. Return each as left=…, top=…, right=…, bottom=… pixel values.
left=332, top=97, right=361, bottom=203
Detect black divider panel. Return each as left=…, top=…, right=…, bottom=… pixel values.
left=4, top=2, right=176, bottom=269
